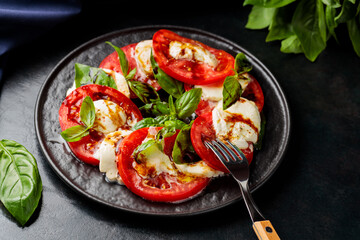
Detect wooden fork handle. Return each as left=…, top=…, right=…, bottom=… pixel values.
left=253, top=220, right=280, bottom=240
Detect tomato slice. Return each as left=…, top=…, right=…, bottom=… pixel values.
left=184, top=73, right=264, bottom=115
left=152, top=29, right=235, bottom=85
left=59, top=84, right=143, bottom=165
left=117, top=127, right=210, bottom=203
left=99, top=42, right=161, bottom=98
left=191, top=112, right=254, bottom=173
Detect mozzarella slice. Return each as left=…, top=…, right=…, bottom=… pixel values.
left=169, top=40, right=218, bottom=68
left=175, top=161, right=223, bottom=178
left=92, top=100, right=127, bottom=135
left=95, top=130, right=132, bottom=184
left=194, top=73, right=250, bottom=102
left=135, top=40, right=153, bottom=76
left=102, top=69, right=131, bottom=98
left=212, top=98, right=261, bottom=150
left=66, top=68, right=131, bottom=98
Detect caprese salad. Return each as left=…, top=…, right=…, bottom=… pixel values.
left=59, top=29, right=265, bottom=203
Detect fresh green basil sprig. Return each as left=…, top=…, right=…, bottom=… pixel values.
left=222, top=52, right=253, bottom=110
left=150, top=50, right=184, bottom=98
left=0, top=139, right=42, bottom=226
left=60, top=96, right=95, bottom=142
left=244, top=0, right=360, bottom=61
left=106, top=42, right=159, bottom=104
left=74, top=63, right=118, bottom=90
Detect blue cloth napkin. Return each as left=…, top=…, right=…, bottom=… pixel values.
left=0, top=0, right=81, bottom=82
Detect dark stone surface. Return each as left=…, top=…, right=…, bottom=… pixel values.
left=0, top=1, right=359, bottom=239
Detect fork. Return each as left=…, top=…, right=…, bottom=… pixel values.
left=205, top=139, right=280, bottom=240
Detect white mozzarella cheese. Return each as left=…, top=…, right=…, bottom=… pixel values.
left=212, top=98, right=261, bottom=150
left=95, top=130, right=132, bottom=184
left=194, top=73, right=250, bottom=102
left=66, top=68, right=131, bottom=98
left=169, top=40, right=218, bottom=68
left=135, top=40, right=153, bottom=76
left=102, top=69, right=131, bottom=98
left=175, top=161, right=224, bottom=178
left=92, top=100, right=127, bottom=135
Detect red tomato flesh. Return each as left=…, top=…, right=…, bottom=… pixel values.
left=59, top=84, right=143, bottom=165
left=191, top=112, right=254, bottom=173
left=152, top=29, right=235, bottom=85
left=117, top=127, right=210, bottom=203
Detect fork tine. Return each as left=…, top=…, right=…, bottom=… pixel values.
left=204, top=141, right=229, bottom=166
left=226, top=140, right=248, bottom=163
left=211, top=140, right=235, bottom=163
left=214, top=139, right=240, bottom=162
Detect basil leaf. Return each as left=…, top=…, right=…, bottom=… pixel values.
left=106, top=41, right=129, bottom=76
left=80, top=96, right=95, bottom=128
left=245, top=5, right=276, bottom=30
left=139, top=101, right=170, bottom=117
left=168, top=95, right=177, bottom=117
left=292, top=0, right=327, bottom=62
left=243, top=0, right=296, bottom=8
left=266, top=6, right=295, bottom=42
left=133, top=115, right=172, bottom=130
left=172, top=122, right=195, bottom=164
left=234, top=53, right=253, bottom=75
left=321, top=0, right=341, bottom=8
left=175, top=88, right=202, bottom=119
left=127, top=80, right=160, bottom=104
left=347, top=15, right=360, bottom=57
left=0, top=139, right=42, bottom=226
left=60, top=125, right=89, bottom=142
left=280, top=35, right=304, bottom=53
left=335, top=0, right=358, bottom=24
left=325, top=5, right=339, bottom=42
left=150, top=50, right=184, bottom=98
left=74, top=63, right=117, bottom=90
left=223, top=76, right=242, bottom=110
left=126, top=68, right=137, bottom=81
left=254, top=112, right=266, bottom=150
left=156, top=122, right=177, bottom=141
left=133, top=139, right=161, bottom=164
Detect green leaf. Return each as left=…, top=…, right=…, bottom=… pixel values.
left=168, top=95, right=177, bottom=117
left=223, top=76, right=242, bottom=110
left=133, top=139, right=161, bottom=164
left=74, top=63, right=117, bottom=90
left=347, top=15, right=360, bottom=57
left=139, top=101, right=170, bottom=117
left=245, top=5, right=277, bottom=30
left=79, top=96, right=95, bottom=128
left=266, top=6, right=295, bottom=42
left=172, top=122, right=195, bottom=164
left=127, top=80, right=160, bottom=104
left=321, top=0, right=341, bottom=8
left=175, top=88, right=202, bottom=119
left=280, top=35, right=304, bottom=53
left=150, top=50, right=184, bottom=98
left=234, top=52, right=253, bottom=74
left=292, top=0, right=327, bottom=62
left=325, top=4, right=339, bottom=42
left=132, top=116, right=172, bottom=130
left=335, top=0, right=358, bottom=24
left=0, top=139, right=42, bottom=226
left=243, top=0, right=296, bottom=8
left=106, top=41, right=129, bottom=76
left=60, top=125, right=89, bottom=142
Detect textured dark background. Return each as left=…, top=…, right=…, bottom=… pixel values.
left=0, top=1, right=359, bottom=239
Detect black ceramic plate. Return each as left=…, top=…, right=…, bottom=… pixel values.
left=35, top=25, right=290, bottom=216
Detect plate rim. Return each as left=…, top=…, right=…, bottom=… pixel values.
left=34, top=24, right=291, bottom=216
